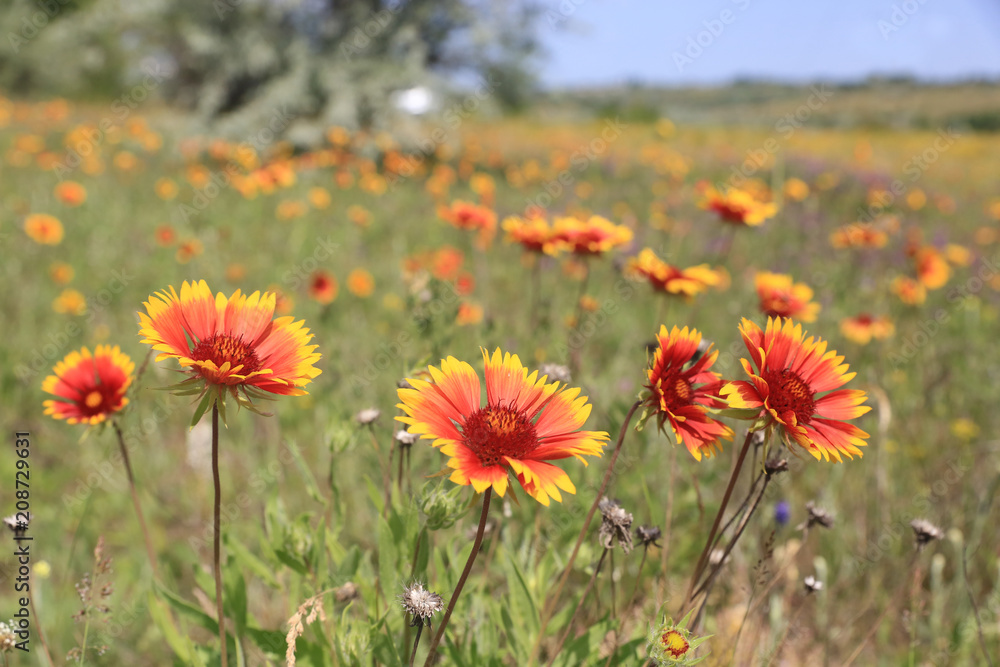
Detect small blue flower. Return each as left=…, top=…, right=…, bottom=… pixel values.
left=775, top=500, right=791, bottom=526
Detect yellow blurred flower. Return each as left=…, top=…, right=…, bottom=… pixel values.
left=53, top=181, right=86, bottom=206
left=155, top=178, right=179, bottom=200
left=783, top=177, right=810, bottom=202
left=53, top=288, right=87, bottom=315
left=175, top=238, right=204, bottom=263
left=308, top=186, right=332, bottom=209
left=950, top=418, right=979, bottom=441
left=455, top=301, right=484, bottom=326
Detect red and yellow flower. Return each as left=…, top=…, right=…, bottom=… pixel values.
left=53, top=181, right=87, bottom=207
left=829, top=224, right=889, bottom=249
left=699, top=184, right=777, bottom=226
left=502, top=215, right=561, bottom=255
left=24, top=213, right=64, bottom=245
left=438, top=200, right=497, bottom=249
left=138, top=281, right=322, bottom=411
left=643, top=326, right=733, bottom=461
left=840, top=314, right=894, bottom=345
left=309, top=271, right=338, bottom=304
left=891, top=276, right=926, bottom=305
left=722, top=318, right=869, bottom=462
left=627, top=249, right=724, bottom=299
left=755, top=271, right=820, bottom=322
left=42, top=345, right=134, bottom=425
left=347, top=268, right=375, bottom=298
left=551, top=215, right=633, bottom=255
left=396, top=349, right=608, bottom=505
left=913, top=246, right=950, bottom=290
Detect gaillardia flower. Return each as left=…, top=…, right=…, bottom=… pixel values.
left=722, top=317, right=870, bottom=462
left=43, top=345, right=134, bottom=425
left=396, top=349, right=609, bottom=505
left=755, top=271, right=820, bottom=322
left=643, top=326, right=733, bottom=460
left=138, top=280, right=321, bottom=416
left=699, top=184, right=777, bottom=227
left=627, top=249, right=724, bottom=300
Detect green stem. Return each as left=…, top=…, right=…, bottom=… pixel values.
left=530, top=400, right=642, bottom=666
left=422, top=489, right=493, bottom=667
left=682, top=429, right=754, bottom=615
left=112, top=420, right=159, bottom=579
left=546, top=548, right=610, bottom=667
left=212, top=402, right=228, bottom=667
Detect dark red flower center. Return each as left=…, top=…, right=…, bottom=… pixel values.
left=763, top=368, right=815, bottom=425
left=462, top=405, right=538, bottom=467
left=77, top=386, right=118, bottom=417
left=649, top=367, right=695, bottom=414
left=191, top=334, right=262, bottom=374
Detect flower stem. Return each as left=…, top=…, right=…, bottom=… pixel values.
left=530, top=399, right=641, bottom=666
left=212, top=402, right=228, bottom=667
left=408, top=623, right=424, bottom=667
left=29, top=572, right=54, bottom=666
left=682, top=429, right=754, bottom=614
left=422, top=488, right=493, bottom=667
left=546, top=548, right=609, bottom=667
left=111, top=420, right=159, bottom=579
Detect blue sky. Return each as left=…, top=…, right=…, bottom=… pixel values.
left=536, top=0, right=1000, bottom=87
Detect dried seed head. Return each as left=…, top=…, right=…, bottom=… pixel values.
left=636, top=525, right=663, bottom=548
left=397, top=379, right=414, bottom=390
left=708, top=548, right=727, bottom=567
left=0, top=619, right=17, bottom=652
left=751, top=430, right=767, bottom=449
left=804, top=575, right=824, bottom=594
left=356, top=408, right=381, bottom=425
left=910, top=519, right=944, bottom=551
left=764, top=458, right=789, bottom=475
left=334, top=581, right=359, bottom=603
left=394, top=429, right=418, bottom=446
left=399, top=582, right=444, bottom=627
left=539, top=363, right=572, bottom=384
left=3, top=513, right=29, bottom=538
left=691, top=337, right=713, bottom=364
left=798, top=501, right=835, bottom=530
left=598, top=497, right=634, bottom=554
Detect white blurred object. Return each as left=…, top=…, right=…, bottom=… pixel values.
left=394, top=86, right=435, bottom=116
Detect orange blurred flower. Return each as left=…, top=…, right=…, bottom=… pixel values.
left=840, top=314, right=894, bottom=345
left=914, top=246, right=950, bottom=290
left=49, top=262, right=74, bottom=285
left=439, top=200, right=497, bottom=249
left=783, top=178, right=810, bottom=202
left=551, top=215, right=633, bottom=256
left=25, top=213, right=64, bottom=245
left=53, top=181, right=86, bottom=206
left=502, top=215, right=562, bottom=255
left=626, top=249, right=723, bottom=299
left=891, top=276, right=926, bottom=305
left=276, top=200, right=308, bottom=221
left=699, top=184, right=777, bottom=226
left=347, top=268, right=375, bottom=297
left=455, top=301, right=484, bottom=326
left=309, top=270, right=338, bottom=304
left=155, top=178, right=179, bottom=200
left=308, top=187, right=332, bottom=209
left=176, top=238, right=204, bottom=264
left=829, top=224, right=889, bottom=249
left=347, top=204, right=371, bottom=227
left=155, top=225, right=176, bottom=247
left=755, top=271, right=820, bottom=322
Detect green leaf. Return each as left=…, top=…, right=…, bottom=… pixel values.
left=413, top=527, right=430, bottom=580
left=226, top=535, right=281, bottom=588
left=190, top=391, right=214, bottom=427
left=155, top=581, right=219, bottom=634
left=285, top=439, right=325, bottom=504
left=377, top=516, right=399, bottom=599
left=225, top=569, right=248, bottom=638
left=147, top=590, right=191, bottom=662
left=365, top=475, right=384, bottom=516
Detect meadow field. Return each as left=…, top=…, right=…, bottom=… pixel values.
left=2, top=93, right=1000, bottom=666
